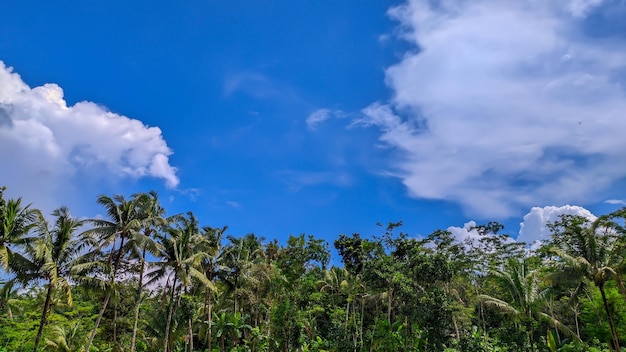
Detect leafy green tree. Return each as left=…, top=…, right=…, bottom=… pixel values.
left=197, top=225, right=226, bottom=350
left=81, top=194, right=145, bottom=352
left=30, top=207, right=85, bottom=351
left=151, top=212, right=213, bottom=352
left=0, top=186, right=39, bottom=272
left=547, top=215, right=623, bottom=351
left=129, top=191, right=167, bottom=352
left=480, top=257, right=579, bottom=352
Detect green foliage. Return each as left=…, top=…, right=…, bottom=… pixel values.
left=3, top=187, right=626, bottom=352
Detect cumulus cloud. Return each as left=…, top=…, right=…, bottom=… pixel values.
left=517, top=205, right=596, bottom=245
left=359, top=0, right=626, bottom=217
left=0, top=61, right=179, bottom=209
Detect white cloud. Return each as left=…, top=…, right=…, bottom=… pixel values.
left=306, top=109, right=346, bottom=130
left=0, top=61, right=179, bottom=209
left=447, top=220, right=481, bottom=244
left=517, top=205, right=596, bottom=245
left=278, top=170, right=352, bottom=191
left=568, top=0, right=605, bottom=17
left=605, top=199, right=626, bottom=205
left=359, top=0, right=626, bottom=217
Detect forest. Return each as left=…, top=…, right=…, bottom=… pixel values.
left=1, top=185, right=626, bottom=352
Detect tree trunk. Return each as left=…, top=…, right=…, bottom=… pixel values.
left=188, top=317, right=194, bottom=352
left=164, top=275, right=179, bottom=352
left=387, top=286, right=393, bottom=324
left=85, top=289, right=112, bottom=352
left=85, top=235, right=126, bottom=352
left=130, top=246, right=147, bottom=352
left=527, top=321, right=536, bottom=352
left=207, top=288, right=213, bottom=349
left=33, top=281, right=53, bottom=352
left=113, top=300, right=119, bottom=349
left=600, top=285, right=621, bottom=352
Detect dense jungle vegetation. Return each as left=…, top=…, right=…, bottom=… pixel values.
left=2, top=185, right=626, bottom=352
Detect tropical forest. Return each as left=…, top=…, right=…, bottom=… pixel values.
left=2, top=186, right=626, bottom=352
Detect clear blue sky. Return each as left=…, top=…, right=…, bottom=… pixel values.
left=1, top=0, right=625, bottom=249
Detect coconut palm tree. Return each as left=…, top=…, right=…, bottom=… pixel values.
left=0, top=186, right=39, bottom=272
left=129, top=191, right=167, bottom=352
left=198, top=225, right=227, bottom=349
left=547, top=214, right=623, bottom=351
left=150, top=212, right=213, bottom=352
left=479, top=257, right=579, bottom=352
left=81, top=194, right=144, bottom=352
left=0, top=279, right=18, bottom=321
left=220, top=233, right=265, bottom=314
left=44, top=321, right=86, bottom=352
left=30, top=206, right=85, bottom=352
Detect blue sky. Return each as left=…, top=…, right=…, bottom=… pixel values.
left=1, top=0, right=626, bottom=249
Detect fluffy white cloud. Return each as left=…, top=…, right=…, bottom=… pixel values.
left=517, top=205, right=596, bottom=245
left=0, top=61, right=178, bottom=209
left=360, top=0, right=626, bottom=217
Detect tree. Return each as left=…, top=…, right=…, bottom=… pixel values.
left=198, top=225, right=226, bottom=350
left=547, top=214, right=623, bottom=351
left=129, top=191, right=167, bottom=352
left=29, top=207, right=85, bottom=352
left=81, top=194, right=144, bottom=352
left=0, top=186, right=39, bottom=272
left=480, top=257, right=579, bottom=352
left=151, top=212, right=213, bottom=352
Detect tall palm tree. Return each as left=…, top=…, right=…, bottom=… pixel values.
left=30, top=207, right=85, bottom=352
left=0, top=186, right=39, bottom=272
left=81, top=194, right=143, bottom=352
left=548, top=214, right=623, bottom=351
left=129, top=191, right=167, bottom=352
left=199, top=225, right=227, bottom=350
left=150, top=212, right=213, bottom=352
left=220, top=233, right=264, bottom=314
left=479, top=257, right=579, bottom=352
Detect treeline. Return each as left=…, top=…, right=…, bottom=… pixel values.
left=1, top=185, right=626, bottom=351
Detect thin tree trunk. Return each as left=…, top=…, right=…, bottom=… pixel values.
left=345, top=300, right=350, bottom=333
left=188, top=317, right=194, bottom=352
left=33, top=281, right=53, bottom=352
left=360, top=296, right=365, bottom=348
left=207, top=287, right=213, bottom=350
left=453, top=315, right=461, bottom=345
left=574, top=304, right=581, bottom=340
left=130, top=246, right=147, bottom=352
left=85, top=235, right=126, bottom=352
left=164, top=275, right=179, bottom=352
left=600, top=285, right=621, bottom=352
left=528, top=321, right=536, bottom=352
left=113, top=300, right=118, bottom=349
left=85, top=289, right=112, bottom=352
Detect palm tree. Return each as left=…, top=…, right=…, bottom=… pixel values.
left=0, top=279, right=18, bottom=321
left=220, top=233, right=265, bottom=314
left=150, top=212, right=214, bottom=352
left=547, top=214, right=623, bottom=351
left=199, top=225, right=227, bottom=349
left=30, top=207, right=85, bottom=352
left=44, top=321, right=86, bottom=352
left=479, top=257, right=579, bottom=352
left=129, top=191, right=167, bottom=352
left=0, top=186, right=39, bottom=272
left=82, top=194, right=143, bottom=352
